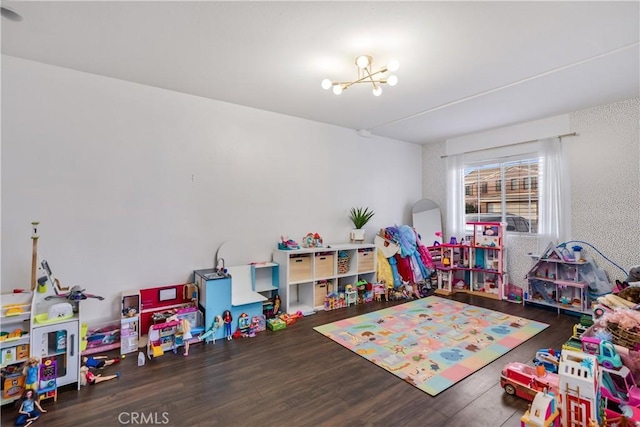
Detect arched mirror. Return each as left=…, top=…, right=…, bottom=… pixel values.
left=412, top=199, right=443, bottom=246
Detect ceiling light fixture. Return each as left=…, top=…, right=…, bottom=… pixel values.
left=321, top=55, right=399, bottom=96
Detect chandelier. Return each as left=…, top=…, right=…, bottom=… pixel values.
left=321, top=55, right=399, bottom=96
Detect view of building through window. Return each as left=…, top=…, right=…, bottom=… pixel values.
left=464, top=159, right=539, bottom=233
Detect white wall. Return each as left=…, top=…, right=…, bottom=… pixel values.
left=423, top=97, right=640, bottom=290
left=1, top=56, right=423, bottom=323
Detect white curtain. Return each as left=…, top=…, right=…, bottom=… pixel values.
left=446, top=153, right=466, bottom=240
left=537, top=137, right=571, bottom=252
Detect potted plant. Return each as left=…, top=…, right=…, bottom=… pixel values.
left=349, top=207, right=375, bottom=242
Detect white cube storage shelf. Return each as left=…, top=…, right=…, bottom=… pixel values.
left=273, top=244, right=377, bottom=315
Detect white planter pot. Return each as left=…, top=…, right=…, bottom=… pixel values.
left=350, top=229, right=365, bottom=242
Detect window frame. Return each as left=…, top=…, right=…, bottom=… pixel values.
left=463, top=156, right=539, bottom=234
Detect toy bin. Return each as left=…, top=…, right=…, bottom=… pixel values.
left=357, top=248, right=375, bottom=273
left=315, top=281, right=330, bottom=307
left=337, top=252, right=351, bottom=275
left=314, top=253, right=335, bottom=278
left=289, top=255, right=312, bottom=282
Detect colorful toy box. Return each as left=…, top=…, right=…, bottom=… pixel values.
left=16, top=344, right=29, bottom=360
left=2, top=373, right=24, bottom=400
left=267, top=318, right=286, bottom=331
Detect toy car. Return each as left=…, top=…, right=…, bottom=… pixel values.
left=533, top=348, right=560, bottom=373
left=500, top=362, right=560, bottom=402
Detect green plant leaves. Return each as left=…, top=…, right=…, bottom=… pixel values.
left=349, top=207, right=375, bottom=229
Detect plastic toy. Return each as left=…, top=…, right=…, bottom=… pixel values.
left=15, top=388, right=47, bottom=427
left=238, top=313, right=250, bottom=333
left=4, top=305, right=24, bottom=317
left=557, top=350, right=601, bottom=427
left=79, top=366, right=119, bottom=386
left=278, top=236, right=300, bottom=250
left=500, top=362, right=559, bottom=401
left=44, top=285, right=104, bottom=303
left=199, top=315, right=223, bottom=344
left=581, top=336, right=622, bottom=369
left=302, top=232, right=323, bottom=248
left=248, top=316, right=262, bottom=337
left=82, top=355, right=120, bottom=369
left=22, top=358, right=39, bottom=391
left=180, top=318, right=192, bottom=356
left=272, top=295, right=281, bottom=317
left=533, top=348, right=560, bottom=373
left=223, top=310, right=233, bottom=340
left=520, top=390, right=560, bottom=426
left=600, top=365, right=640, bottom=407
left=37, top=359, right=57, bottom=402
left=147, top=320, right=180, bottom=359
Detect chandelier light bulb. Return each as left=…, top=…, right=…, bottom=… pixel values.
left=387, top=60, right=400, bottom=72
left=387, top=75, right=398, bottom=86
left=356, top=55, right=371, bottom=69
left=372, top=86, right=382, bottom=96
left=321, top=79, right=333, bottom=90
left=332, top=85, right=343, bottom=95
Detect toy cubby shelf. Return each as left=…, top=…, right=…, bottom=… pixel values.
left=1, top=292, right=32, bottom=405
left=525, top=243, right=593, bottom=314
left=273, top=244, right=377, bottom=315
left=430, top=222, right=506, bottom=301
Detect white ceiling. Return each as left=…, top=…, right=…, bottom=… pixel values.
left=2, top=1, right=638, bottom=145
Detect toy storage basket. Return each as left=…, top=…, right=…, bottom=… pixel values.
left=337, top=252, right=351, bottom=275
left=606, top=322, right=640, bottom=350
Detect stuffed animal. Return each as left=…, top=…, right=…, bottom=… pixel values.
left=627, top=265, right=640, bottom=284
left=617, top=285, right=640, bottom=304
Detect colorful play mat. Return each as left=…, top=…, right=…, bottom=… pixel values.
left=314, top=296, right=548, bottom=396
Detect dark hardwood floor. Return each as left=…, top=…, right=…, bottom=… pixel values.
left=1, top=293, right=578, bottom=427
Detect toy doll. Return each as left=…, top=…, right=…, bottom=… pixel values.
left=223, top=310, right=233, bottom=340
left=402, top=281, right=421, bottom=300
left=15, top=388, right=46, bottom=427
left=272, top=295, right=280, bottom=317
left=199, top=315, right=223, bottom=344
left=22, top=358, right=39, bottom=392
left=79, top=366, right=119, bottom=386
left=180, top=318, right=192, bottom=356
left=82, top=355, right=120, bottom=369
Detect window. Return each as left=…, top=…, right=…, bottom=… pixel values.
left=447, top=135, right=569, bottom=244
left=464, top=158, right=538, bottom=233
left=465, top=185, right=473, bottom=196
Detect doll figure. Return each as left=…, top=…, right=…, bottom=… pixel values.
left=15, top=388, right=46, bottom=427
left=272, top=295, right=281, bottom=317
left=181, top=318, right=192, bottom=356
left=79, top=366, right=119, bottom=386
left=223, top=310, right=233, bottom=340
left=199, top=315, right=223, bottom=344
left=22, top=358, right=39, bottom=392
left=82, top=355, right=120, bottom=369
left=403, top=282, right=421, bottom=300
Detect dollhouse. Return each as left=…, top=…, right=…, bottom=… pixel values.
left=525, top=242, right=609, bottom=314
